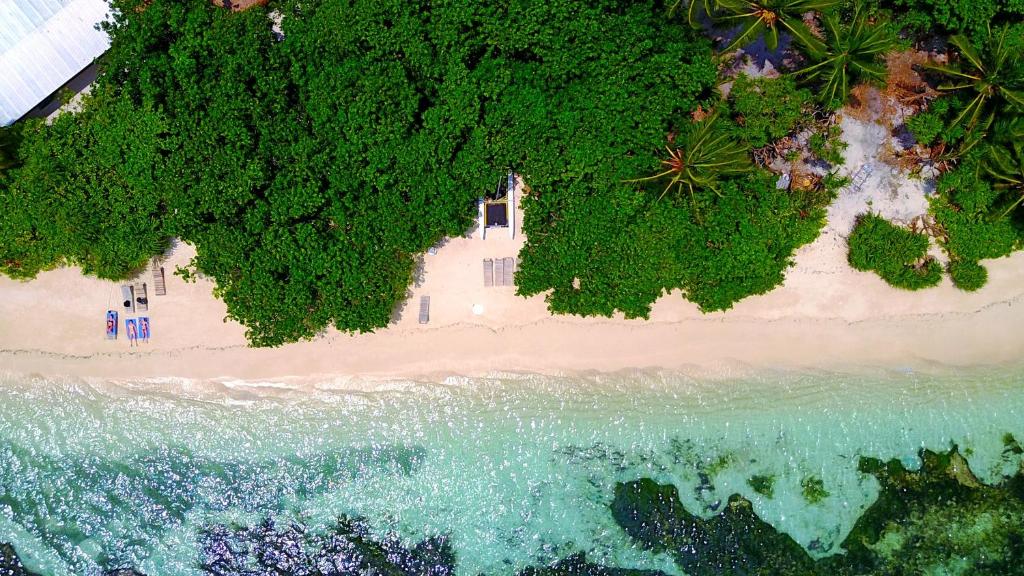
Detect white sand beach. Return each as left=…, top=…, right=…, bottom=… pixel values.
left=1, top=221, right=1022, bottom=382
left=2, top=117, right=1024, bottom=382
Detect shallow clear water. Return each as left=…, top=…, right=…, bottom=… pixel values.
left=0, top=368, right=1022, bottom=575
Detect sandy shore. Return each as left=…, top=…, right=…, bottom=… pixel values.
left=3, top=120, right=1024, bottom=382
left=2, top=234, right=1022, bottom=382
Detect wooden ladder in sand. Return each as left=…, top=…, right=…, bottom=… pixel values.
left=152, top=258, right=167, bottom=296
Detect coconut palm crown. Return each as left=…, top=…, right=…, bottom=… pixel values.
left=689, top=0, right=840, bottom=53
left=795, top=1, right=899, bottom=108
left=927, top=25, right=1024, bottom=136
left=627, top=112, right=752, bottom=206
left=983, top=122, right=1024, bottom=219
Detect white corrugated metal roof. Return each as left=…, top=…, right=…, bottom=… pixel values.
left=0, top=0, right=111, bottom=125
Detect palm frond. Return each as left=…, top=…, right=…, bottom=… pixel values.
left=792, top=1, right=898, bottom=106
left=626, top=112, right=752, bottom=204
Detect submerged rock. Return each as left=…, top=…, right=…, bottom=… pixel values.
left=825, top=447, right=1024, bottom=575
left=4, top=444, right=1022, bottom=576
left=611, top=479, right=814, bottom=576
left=612, top=446, right=1024, bottom=576
left=516, top=553, right=667, bottom=576
left=199, top=517, right=455, bottom=576
left=0, top=543, right=41, bottom=576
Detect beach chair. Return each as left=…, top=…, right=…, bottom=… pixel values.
left=106, top=310, right=118, bottom=340
left=121, top=285, right=135, bottom=314
left=503, top=257, right=514, bottom=287
left=484, top=258, right=494, bottom=287
left=125, top=318, right=138, bottom=346
left=152, top=261, right=167, bottom=296
left=134, top=281, right=149, bottom=312
left=138, top=317, right=151, bottom=342
left=418, top=295, right=430, bottom=324
left=494, top=258, right=505, bottom=287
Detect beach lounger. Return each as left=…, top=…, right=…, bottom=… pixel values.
left=418, top=295, right=430, bottom=324
left=138, top=317, right=151, bottom=342
left=503, top=257, right=514, bottom=287
left=133, top=281, right=149, bottom=312
left=125, top=318, right=138, bottom=346
left=494, top=258, right=505, bottom=287
left=106, top=310, right=118, bottom=340
left=121, top=285, right=135, bottom=314
left=153, top=261, right=167, bottom=296
left=484, top=258, right=493, bottom=287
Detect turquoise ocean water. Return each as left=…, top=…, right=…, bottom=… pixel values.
left=0, top=368, right=1022, bottom=575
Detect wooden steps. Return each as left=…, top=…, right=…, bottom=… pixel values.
left=152, top=259, right=167, bottom=296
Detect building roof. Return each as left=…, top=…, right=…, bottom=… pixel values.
left=0, top=0, right=111, bottom=126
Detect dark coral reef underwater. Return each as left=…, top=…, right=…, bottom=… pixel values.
left=3, top=440, right=1024, bottom=576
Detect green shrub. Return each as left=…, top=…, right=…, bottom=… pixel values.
left=884, top=0, right=1024, bottom=39
left=948, top=260, right=988, bottom=291
left=1, top=0, right=721, bottom=345
left=677, top=172, right=827, bottom=312
left=931, top=163, right=1020, bottom=262
left=848, top=213, right=942, bottom=290
left=517, top=170, right=826, bottom=317
left=726, top=74, right=814, bottom=148
left=808, top=124, right=847, bottom=167
left=905, top=97, right=955, bottom=146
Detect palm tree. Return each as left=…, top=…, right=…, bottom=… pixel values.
left=984, top=140, right=1024, bottom=219
left=927, top=25, right=1024, bottom=136
left=794, top=1, right=899, bottom=107
left=710, top=0, right=838, bottom=53
left=626, top=112, right=752, bottom=213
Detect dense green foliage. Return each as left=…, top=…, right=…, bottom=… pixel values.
left=933, top=163, right=1020, bottom=260
left=2, top=0, right=758, bottom=344
left=6, top=0, right=1018, bottom=343
left=3, top=0, right=495, bottom=343
left=500, top=7, right=827, bottom=318
left=847, top=213, right=942, bottom=289
left=948, top=260, right=988, bottom=291
left=518, top=169, right=826, bottom=317
left=0, top=127, right=19, bottom=172
left=726, top=75, right=813, bottom=148
left=929, top=161, right=1020, bottom=290
left=883, top=0, right=1024, bottom=39
left=1, top=94, right=169, bottom=280
left=904, top=96, right=963, bottom=146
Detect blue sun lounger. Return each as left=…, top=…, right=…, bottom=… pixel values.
left=106, top=310, right=118, bottom=340
left=138, top=317, right=151, bottom=342
left=125, top=318, right=138, bottom=345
